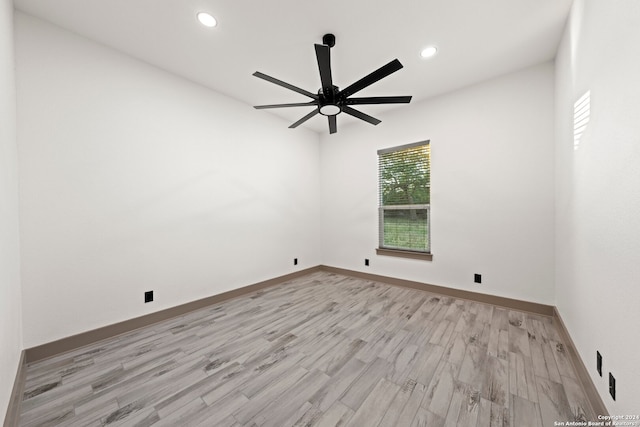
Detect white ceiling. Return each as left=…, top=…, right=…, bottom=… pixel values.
left=14, top=0, right=573, bottom=133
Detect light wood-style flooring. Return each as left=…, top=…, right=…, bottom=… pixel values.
left=19, top=271, right=595, bottom=426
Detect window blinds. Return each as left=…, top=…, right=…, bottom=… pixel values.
left=378, top=141, right=431, bottom=253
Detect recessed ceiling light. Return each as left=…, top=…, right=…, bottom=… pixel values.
left=420, top=46, right=438, bottom=59
left=197, top=12, right=217, bottom=28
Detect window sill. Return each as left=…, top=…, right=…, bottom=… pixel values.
left=376, top=248, right=433, bottom=261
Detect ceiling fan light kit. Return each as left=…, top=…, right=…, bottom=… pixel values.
left=319, top=104, right=341, bottom=116
left=253, top=34, right=412, bottom=134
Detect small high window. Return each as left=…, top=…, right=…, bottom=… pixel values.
left=574, top=90, right=590, bottom=150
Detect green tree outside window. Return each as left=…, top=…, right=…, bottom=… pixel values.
left=378, top=141, right=430, bottom=252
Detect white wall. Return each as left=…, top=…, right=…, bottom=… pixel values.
left=15, top=12, right=321, bottom=348
left=320, top=63, right=556, bottom=305
left=555, top=0, right=640, bottom=414
left=12, top=1, right=640, bottom=416
left=0, top=0, right=23, bottom=421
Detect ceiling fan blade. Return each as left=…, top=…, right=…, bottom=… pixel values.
left=289, top=109, right=320, bottom=128
left=339, top=59, right=404, bottom=98
left=342, top=106, right=381, bottom=125
left=346, top=96, right=412, bottom=105
left=315, top=44, right=333, bottom=96
left=328, top=115, right=337, bottom=134
left=253, top=71, right=318, bottom=99
left=254, top=101, right=318, bottom=109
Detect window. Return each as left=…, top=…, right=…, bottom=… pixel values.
left=377, top=141, right=431, bottom=260
left=573, top=90, right=590, bottom=150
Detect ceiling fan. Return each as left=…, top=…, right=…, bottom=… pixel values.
left=253, top=34, right=412, bottom=134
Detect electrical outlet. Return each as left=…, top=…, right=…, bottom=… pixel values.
left=597, top=351, right=602, bottom=376
left=294, top=258, right=298, bottom=266
left=474, top=274, right=482, bottom=284
left=609, top=373, right=616, bottom=400
left=144, top=291, right=153, bottom=303
left=365, top=259, right=369, bottom=266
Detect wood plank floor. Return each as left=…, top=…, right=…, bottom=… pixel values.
left=18, top=271, right=596, bottom=426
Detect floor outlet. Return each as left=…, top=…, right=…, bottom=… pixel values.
left=609, top=373, right=616, bottom=400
